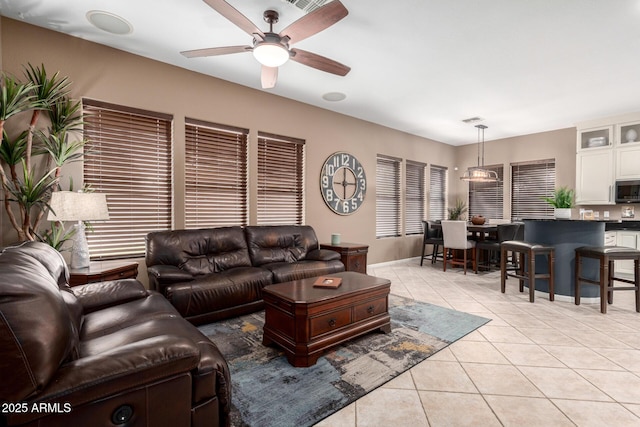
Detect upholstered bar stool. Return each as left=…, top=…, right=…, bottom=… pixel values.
left=574, top=246, right=640, bottom=314
left=500, top=240, right=555, bottom=302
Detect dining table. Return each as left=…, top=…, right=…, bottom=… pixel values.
left=432, top=222, right=499, bottom=241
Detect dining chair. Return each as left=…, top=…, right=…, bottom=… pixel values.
left=420, top=220, right=443, bottom=265
left=475, top=223, right=521, bottom=272
left=441, top=220, right=476, bottom=275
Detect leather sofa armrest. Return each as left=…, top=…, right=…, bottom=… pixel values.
left=72, top=279, right=148, bottom=314
left=147, top=265, right=194, bottom=289
left=306, top=248, right=341, bottom=261
left=6, top=336, right=200, bottom=425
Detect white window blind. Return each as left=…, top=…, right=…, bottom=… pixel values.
left=376, top=155, right=401, bottom=238
left=429, top=165, right=447, bottom=220
left=468, top=165, right=504, bottom=220
left=257, top=132, right=305, bottom=225
left=405, top=160, right=426, bottom=235
left=511, top=159, right=556, bottom=220
left=82, top=99, right=173, bottom=259
left=185, top=118, right=248, bottom=229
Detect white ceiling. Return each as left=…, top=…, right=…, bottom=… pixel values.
left=2, top=0, right=640, bottom=145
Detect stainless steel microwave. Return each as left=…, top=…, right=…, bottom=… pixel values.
left=616, top=180, right=640, bottom=203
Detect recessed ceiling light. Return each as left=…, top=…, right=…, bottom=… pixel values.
left=86, top=10, right=133, bottom=35
left=322, top=92, right=346, bottom=102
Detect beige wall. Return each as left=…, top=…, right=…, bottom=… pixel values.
left=1, top=18, right=588, bottom=272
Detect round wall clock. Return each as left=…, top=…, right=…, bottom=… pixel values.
left=320, top=152, right=366, bottom=215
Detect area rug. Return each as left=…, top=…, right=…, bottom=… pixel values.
left=198, top=295, right=490, bottom=427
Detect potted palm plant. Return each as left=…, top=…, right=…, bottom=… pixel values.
left=543, top=186, right=575, bottom=219
left=1, top=63, right=85, bottom=247
left=447, top=199, right=467, bottom=220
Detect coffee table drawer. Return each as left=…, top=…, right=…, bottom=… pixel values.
left=310, top=309, right=351, bottom=337
left=354, top=297, right=387, bottom=322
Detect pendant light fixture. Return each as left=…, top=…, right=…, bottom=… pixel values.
left=460, top=124, right=499, bottom=182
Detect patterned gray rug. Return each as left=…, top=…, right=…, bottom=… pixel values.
left=199, top=295, right=490, bottom=427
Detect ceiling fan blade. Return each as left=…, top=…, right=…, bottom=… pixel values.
left=290, top=49, right=350, bottom=76
left=181, top=45, right=251, bottom=58
left=203, top=0, right=264, bottom=38
left=261, top=66, right=278, bottom=89
left=279, top=0, right=348, bottom=44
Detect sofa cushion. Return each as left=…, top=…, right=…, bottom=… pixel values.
left=146, top=227, right=252, bottom=276
left=0, top=242, right=77, bottom=402
left=245, top=225, right=320, bottom=266
left=165, top=266, right=273, bottom=319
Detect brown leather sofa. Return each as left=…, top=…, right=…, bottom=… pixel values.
left=0, top=242, right=231, bottom=427
left=146, top=225, right=345, bottom=324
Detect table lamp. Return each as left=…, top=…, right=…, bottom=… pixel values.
left=47, top=191, right=110, bottom=269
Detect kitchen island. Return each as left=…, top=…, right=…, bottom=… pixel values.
left=523, top=219, right=606, bottom=299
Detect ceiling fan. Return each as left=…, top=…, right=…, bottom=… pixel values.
left=181, top=0, right=351, bottom=89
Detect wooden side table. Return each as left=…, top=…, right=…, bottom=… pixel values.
left=320, top=242, right=369, bottom=274
left=69, top=260, right=139, bottom=286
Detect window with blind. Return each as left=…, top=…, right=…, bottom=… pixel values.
left=185, top=119, right=248, bottom=229
left=468, top=165, right=504, bottom=220
left=405, top=160, right=426, bottom=235
left=511, top=159, right=556, bottom=220
left=429, top=165, right=448, bottom=220
left=257, top=132, right=305, bottom=225
left=82, top=99, right=173, bottom=259
left=376, top=155, right=401, bottom=238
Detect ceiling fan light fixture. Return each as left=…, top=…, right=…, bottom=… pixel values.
left=253, top=42, right=290, bottom=67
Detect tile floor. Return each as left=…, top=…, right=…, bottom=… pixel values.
left=315, top=258, right=640, bottom=427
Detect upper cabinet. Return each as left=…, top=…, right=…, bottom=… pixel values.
left=577, top=125, right=613, bottom=151
left=575, top=113, right=640, bottom=204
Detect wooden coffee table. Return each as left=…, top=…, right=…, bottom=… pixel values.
left=262, top=271, right=391, bottom=367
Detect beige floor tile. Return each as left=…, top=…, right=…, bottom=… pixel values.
left=552, top=399, right=640, bottom=427
left=566, top=328, right=631, bottom=349
left=498, top=313, right=550, bottom=328
left=484, top=395, right=574, bottom=426
left=519, top=366, right=612, bottom=401
left=419, top=391, right=501, bottom=427
left=355, top=388, right=427, bottom=427
left=623, top=403, right=640, bottom=418
left=479, top=325, right=535, bottom=344
left=458, top=329, right=488, bottom=342
left=462, top=363, right=543, bottom=397
left=576, top=369, right=640, bottom=404
left=427, top=347, right=457, bottom=361
left=516, top=327, right=580, bottom=346
left=592, top=347, right=640, bottom=372
left=381, top=370, right=414, bottom=390
left=410, top=360, right=478, bottom=393
left=493, top=343, right=565, bottom=368
left=543, top=345, right=626, bottom=371
left=449, top=340, right=510, bottom=364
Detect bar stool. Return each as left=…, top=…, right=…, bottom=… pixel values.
left=500, top=240, right=555, bottom=302
left=574, top=246, right=640, bottom=314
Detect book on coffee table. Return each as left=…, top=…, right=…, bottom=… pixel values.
left=313, top=276, right=342, bottom=288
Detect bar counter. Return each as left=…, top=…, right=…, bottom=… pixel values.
left=523, top=219, right=605, bottom=298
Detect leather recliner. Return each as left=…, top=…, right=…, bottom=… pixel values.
left=0, top=241, right=231, bottom=427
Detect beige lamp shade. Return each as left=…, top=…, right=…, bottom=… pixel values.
left=47, top=191, right=110, bottom=222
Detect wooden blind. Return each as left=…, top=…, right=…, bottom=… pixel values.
left=405, top=160, right=426, bottom=235
left=376, top=155, right=401, bottom=238
left=468, top=165, right=504, bottom=220
left=511, top=159, right=556, bottom=220
left=185, top=118, right=248, bottom=229
left=257, top=132, right=305, bottom=225
left=82, top=99, right=173, bottom=259
left=429, top=165, right=448, bottom=221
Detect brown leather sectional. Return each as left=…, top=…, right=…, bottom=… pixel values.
left=0, top=242, right=231, bottom=427
left=146, top=225, right=346, bottom=324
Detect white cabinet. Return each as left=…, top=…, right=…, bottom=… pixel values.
left=575, top=149, right=614, bottom=205
left=615, top=231, right=639, bottom=275
left=615, top=146, right=640, bottom=180
left=575, top=113, right=640, bottom=205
